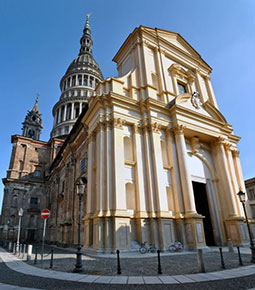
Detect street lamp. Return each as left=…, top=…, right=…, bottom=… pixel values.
left=237, top=190, right=255, bottom=263
left=16, top=208, right=23, bottom=253
left=73, top=180, right=85, bottom=273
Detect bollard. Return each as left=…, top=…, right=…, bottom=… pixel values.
left=116, top=250, right=121, bottom=274
left=219, top=248, right=225, bottom=269
left=27, top=244, right=32, bottom=261
left=22, top=244, right=26, bottom=259
left=8, top=241, right=13, bottom=252
left=13, top=243, right=16, bottom=254
left=18, top=244, right=22, bottom=256
left=49, top=249, right=54, bottom=269
left=227, top=239, right=234, bottom=252
left=197, top=249, right=205, bottom=273
left=237, top=246, right=243, bottom=266
left=34, top=247, right=38, bottom=265
left=157, top=250, right=162, bottom=274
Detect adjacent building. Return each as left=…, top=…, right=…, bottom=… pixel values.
left=0, top=16, right=251, bottom=252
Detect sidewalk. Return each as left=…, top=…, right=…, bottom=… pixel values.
left=1, top=247, right=255, bottom=285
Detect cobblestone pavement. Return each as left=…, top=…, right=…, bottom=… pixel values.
left=27, top=244, right=252, bottom=276
left=1, top=246, right=255, bottom=289
left=1, top=258, right=255, bottom=290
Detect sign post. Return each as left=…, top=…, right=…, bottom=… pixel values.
left=41, top=209, right=50, bottom=266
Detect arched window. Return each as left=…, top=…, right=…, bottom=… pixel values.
left=28, top=129, right=35, bottom=138
left=126, top=183, right=136, bottom=210
left=124, top=136, right=133, bottom=161
left=12, top=195, right=18, bottom=208
left=66, top=104, right=71, bottom=120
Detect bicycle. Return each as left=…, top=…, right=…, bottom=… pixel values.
left=169, top=241, right=183, bottom=252
left=139, top=241, right=156, bottom=254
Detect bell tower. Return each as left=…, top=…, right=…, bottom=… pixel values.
left=22, top=95, right=42, bottom=140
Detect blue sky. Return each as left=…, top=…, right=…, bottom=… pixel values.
left=0, top=0, right=254, bottom=210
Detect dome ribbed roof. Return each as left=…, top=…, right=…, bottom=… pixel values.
left=65, top=54, right=103, bottom=79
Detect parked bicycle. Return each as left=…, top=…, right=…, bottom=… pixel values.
left=169, top=241, right=183, bottom=252
left=139, top=242, right=156, bottom=254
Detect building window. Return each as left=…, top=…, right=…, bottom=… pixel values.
left=78, top=75, right=82, bottom=86
left=78, top=90, right=81, bottom=97
left=30, top=197, right=38, bottom=205
left=83, top=75, right=88, bottom=86
left=89, top=77, right=94, bottom=87
left=58, top=128, right=62, bottom=135
left=248, top=189, right=255, bottom=200
left=64, top=126, right=69, bottom=134
left=28, top=129, right=35, bottom=138
left=250, top=205, right=255, bottom=218
left=34, top=170, right=41, bottom=177
left=80, top=158, right=87, bottom=173
left=177, top=82, right=187, bottom=95
left=72, top=76, right=76, bottom=87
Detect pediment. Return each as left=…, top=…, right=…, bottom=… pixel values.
left=169, top=93, right=227, bottom=123
left=142, top=26, right=209, bottom=67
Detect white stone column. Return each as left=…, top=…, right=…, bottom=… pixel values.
left=150, top=124, right=168, bottom=213
left=215, top=138, right=238, bottom=217
left=112, top=118, right=126, bottom=209
left=79, top=102, right=82, bottom=114
left=173, top=125, right=196, bottom=215
left=133, top=124, right=145, bottom=212
left=165, top=130, right=184, bottom=216
left=105, top=120, right=112, bottom=210
left=204, top=75, right=218, bottom=108
left=63, top=105, right=67, bottom=122
left=86, top=134, right=95, bottom=214
left=71, top=103, right=74, bottom=119
left=96, top=123, right=105, bottom=213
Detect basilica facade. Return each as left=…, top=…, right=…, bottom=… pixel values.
left=0, top=16, right=250, bottom=251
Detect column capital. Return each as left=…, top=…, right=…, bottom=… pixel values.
left=232, top=149, right=240, bottom=158
left=114, top=117, right=126, bottom=129
left=133, top=122, right=142, bottom=134
left=216, top=136, right=226, bottom=145
left=173, top=124, right=186, bottom=135
left=150, top=122, right=161, bottom=134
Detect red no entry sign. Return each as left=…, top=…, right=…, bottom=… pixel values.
left=41, top=209, right=50, bottom=219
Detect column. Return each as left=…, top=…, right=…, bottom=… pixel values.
left=165, top=130, right=184, bottom=216
left=79, top=102, right=82, bottom=114
left=105, top=120, right=112, bottom=210
left=195, top=70, right=205, bottom=103
left=173, top=125, right=196, bottom=215
left=204, top=75, right=218, bottom=108
left=150, top=123, right=168, bottom=213
left=71, top=103, right=74, bottom=119
left=63, top=105, right=67, bottom=122
left=86, top=134, right=95, bottom=214
left=215, top=138, right=238, bottom=217
left=53, top=113, right=57, bottom=126
left=96, top=123, right=105, bottom=213
left=112, top=118, right=126, bottom=209
left=58, top=108, right=61, bottom=124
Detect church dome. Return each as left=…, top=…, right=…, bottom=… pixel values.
left=51, top=14, right=103, bottom=139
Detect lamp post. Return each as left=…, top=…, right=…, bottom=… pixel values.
left=16, top=208, right=23, bottom=253
left=73, top=180, right=85, bottom=273
left=237, top=190, right=255, bottom=263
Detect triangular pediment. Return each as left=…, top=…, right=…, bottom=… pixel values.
left=141, top=26, right=211, bottom=69
left=169, top=93, right=227, bottom=123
